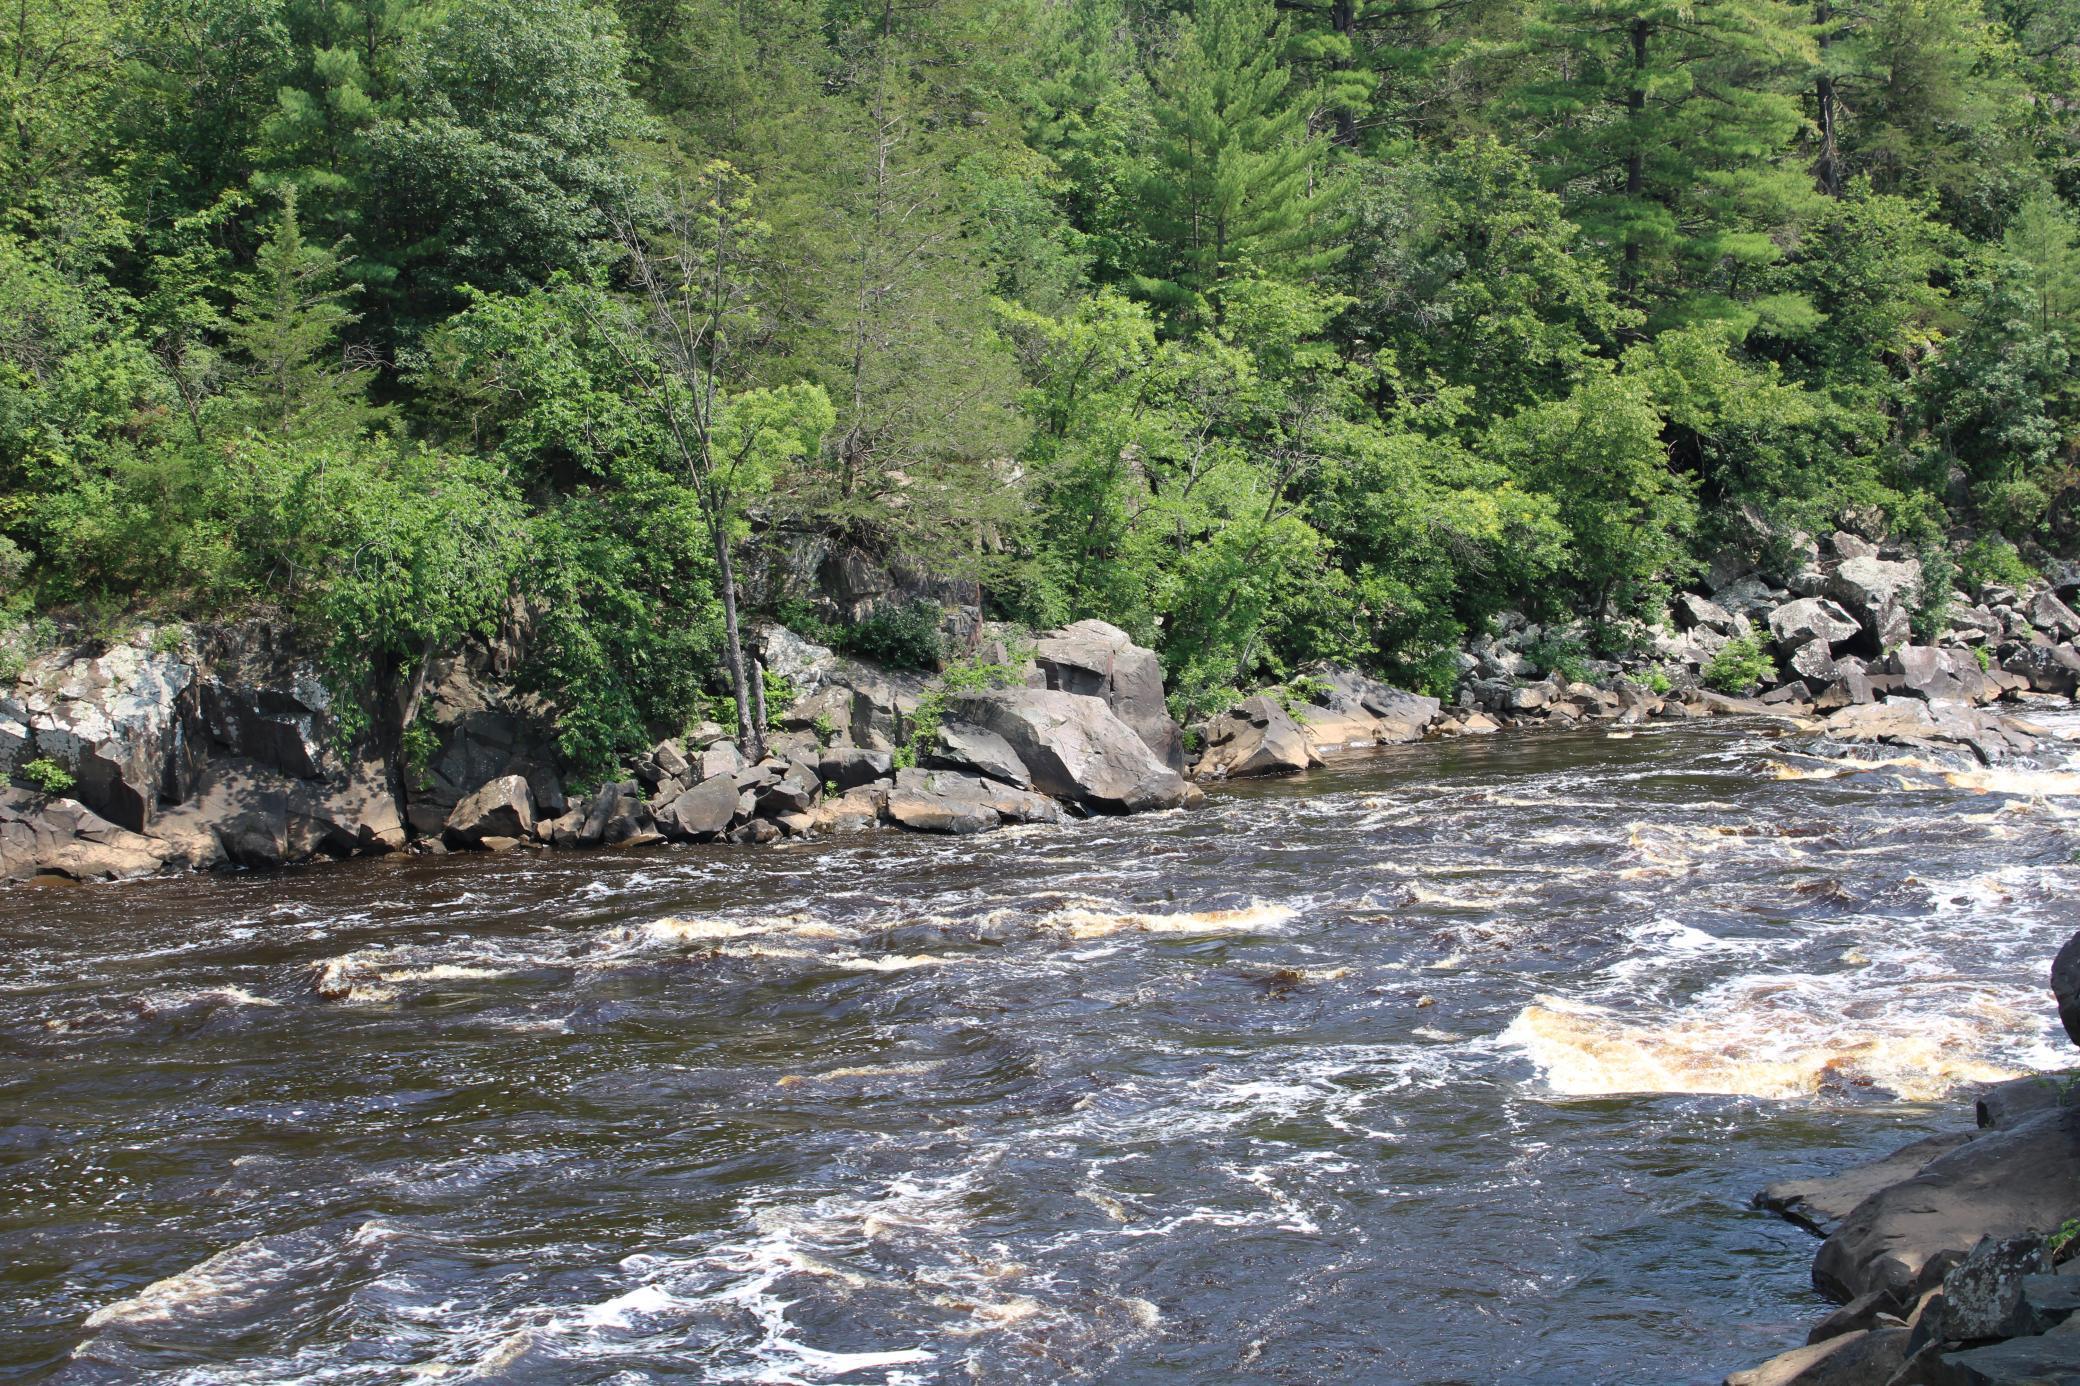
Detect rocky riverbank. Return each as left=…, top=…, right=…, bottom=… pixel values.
left=5, top=522, right=2079, bottom=888
left=1727, top=935, right=2080, bottom=1386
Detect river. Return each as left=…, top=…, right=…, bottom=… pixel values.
left=4, top=716, right=2077, bottom=1384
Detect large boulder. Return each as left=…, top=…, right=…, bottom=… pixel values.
left=2030, top=591, right=2080, bottom=640
left=1674, top=592, right=1739, bottom=635
left=1198, top=695, right=1317, bottom=780
left=1813, top=1107, right=2080, bottom=1304
left=1770, top=598, right=1864, bottom=652
left=443, top=774, right=536, bottom=847
left=573, top=780, right=659, bottom=848
left=1890, top=646, right=1974, bottom=705
left=1, top=634, right=199, bottom=832
left=2000, top=642, right=2080, bottom=697
left=651, top=774, right=739, bottom=841
left=947, top=688, right=1189, bottom=813
left=0, top=787, right=171, bottom=883
left=924, top=721, right=1032, bottom=789
left=817, top=746, right=893, bottom=792
left=1030, top=620, right=1185, bottom=772
left=2055, top=933, right=2080, bottom=1049
left=883, top=767, right=1060, bottom=835
left=1826, top=556, right=1923, bottom=656
left=1790, top=642, right=1841, bottom=682
left=1925, top=1234, right=2052, bottom=1343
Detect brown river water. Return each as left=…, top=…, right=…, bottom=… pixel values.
left=3, top=717, right=2076, bottom=1384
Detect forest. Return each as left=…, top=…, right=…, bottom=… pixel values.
left=5, top=0, right=2079, bottom=778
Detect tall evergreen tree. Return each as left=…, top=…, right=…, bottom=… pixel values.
left=1505, top=0, right=1817, bottom=322
left=1132, top=0, right=1346, bottom=321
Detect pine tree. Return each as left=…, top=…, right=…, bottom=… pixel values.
left=1809, top=0, right=2024, bottom=204
left=1132, top=0, right=1347, bottom=321
left=1505, top=0, right=1817, bottom=320
left=224, top=189, right=377, bottom=439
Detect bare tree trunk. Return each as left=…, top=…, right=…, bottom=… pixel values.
left=1815, top=2, right=1842, bottom=197
left=1622, top=19, right=1649, bottom=299
left=750, top=654, right=768, bottom=746
left=710, top=515, right=762, bottom=761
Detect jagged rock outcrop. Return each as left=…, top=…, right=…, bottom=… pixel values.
left=1196, top=695, right=1317, bottom=780
left=1289, top=665, right=1442, bottom=756
left=0, top=634, right=197, bottom=831
left=0, top=788, right=171, bottom=883
left=1818, top=700, right=2039, bottom=765
left=1030, top=619, right=1186, bottom=772
left=1825, top=555, right=1923, bottom=656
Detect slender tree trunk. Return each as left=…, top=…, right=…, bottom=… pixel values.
left=710, top=516, right=763, bottom=761
left=1623, top=19, right=1649, bottom=298
left=750, top=655, right=768, bottom=741
left=1815, top=2, right=1841, bottom=197
left=1332, top=0, right=1359, bottom=146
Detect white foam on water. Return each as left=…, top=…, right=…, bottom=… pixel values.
left=1033, top=900, right=1299, bottom=940
left=80, top=1237, right=294, bottom=1330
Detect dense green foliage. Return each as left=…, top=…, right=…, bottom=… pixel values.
left=6, top=0, right=2080, bottom=770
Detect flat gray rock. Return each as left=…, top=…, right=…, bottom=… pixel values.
left=1759, top=1132, right=1977, bottom=1238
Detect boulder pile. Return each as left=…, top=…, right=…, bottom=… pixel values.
left=0, top=617, right=1201, bottom=884
left=1729, top=936, right=2080, bottom=1385
left=1185, top=527, right=2073, bottom=784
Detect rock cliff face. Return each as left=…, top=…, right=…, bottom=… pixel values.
left=0, top=625, right=409, bottom=884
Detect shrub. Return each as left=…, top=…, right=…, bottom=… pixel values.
left=899, top=652, right=1028, bottom=763
left=1527, top=633, right=1594, bottom=685
left=1270, top=673, right=1332, bottom=721
left=401, top=721, right=440, bottom=791
left=838, top=601, right=944, bottom=671
left=1957, top=535, right=2037, bottom=594
left=18, top=756, right=75, bottom=796
left=1702, top=634, right=1775, bottom=694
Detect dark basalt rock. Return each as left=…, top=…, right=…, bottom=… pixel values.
left=1814, top=1108, right=2080, bottom=1305
left=2055, top=933, right=2080, bottom=1048
left=1759, top=1133, right=1978, bottom=1239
